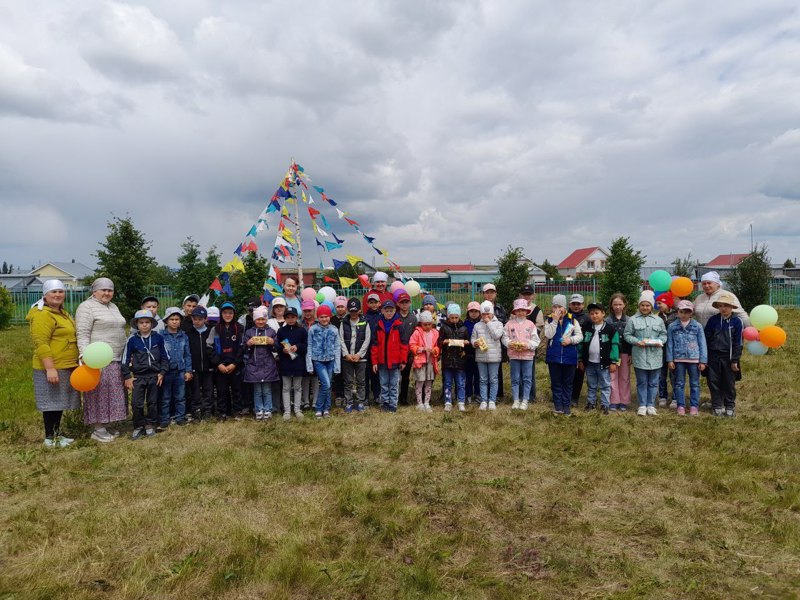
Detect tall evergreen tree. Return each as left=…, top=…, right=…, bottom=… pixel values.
left=1, top=261, right=8, bottom=274
left=230, top=252, right=268, bottom=313
left=727, top=245, right=772, bottom=313
left=671, top=253, right=699, bottom=279
left=494, top=246, right=530, bottom=310
left=536, top=259, right=563, bottom=281
left=94, top=215, right=157, bottom=319
left=203, top=246, right=222, bottom=292
left=598, top=237, right=646, bottom=311
left=175, top=238, right=207, bottom=299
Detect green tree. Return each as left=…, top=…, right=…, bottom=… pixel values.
left=149, top=264, right=177, bottom=288
left=783, top=258, right=795, bottom=269
left=0, top=286, right=13, bottom=329
left=598, top=237, right=646, bottom=311
left=204, top=246, right=222, bottom=289
left=672, top=253, right=699, bottom=278
left=1, top=261, right=7, bottom=274
left=494, top=246, right=530, bottom=310
left=94, top=215, right=157, bottom=319
left=230, top=252, right=268, bottom=313
left=175, top=238, right=206, bottom=299
left=536, top=259, right=563, bottom=281
left=727, top=245, right=772, bottom=313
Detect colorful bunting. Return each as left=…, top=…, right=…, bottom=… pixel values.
left=346, top=254, right=363, bottom=267
left=325, top=241, right=343, bottom=251
left=339, top=276, right=358, bottom=289
left=209, top=278, right=223, bottom=292
left=332, top=258, right=348, bottom=270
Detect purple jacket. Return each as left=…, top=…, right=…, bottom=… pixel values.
left=243, top=326, right=280, bottom=383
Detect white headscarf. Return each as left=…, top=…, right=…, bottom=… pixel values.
left=32, top=279, right=66, bottom=311
left=701, top=271, right=721, bottom=285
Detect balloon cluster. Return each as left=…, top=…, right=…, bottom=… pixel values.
left=648, top=270, right=695, bottom=298
left=743, top=305, right=786, bottom=355
left=298, top=279, right=423, bottom=311
left=70, top=341, right=114, bottom=392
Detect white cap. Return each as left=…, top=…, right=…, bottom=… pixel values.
left=701, top=271, right=721, bottom=285
left=206, top=306, right=220, bottom=319
left=270, top=297, right=287, bottom=307
left=372, top=271, right=388, bottom=282
left=569, top=294, right=584, bottom=304
left=482, top=283, right=497, bottom=292
left=480, top=300, right=494, bottom=314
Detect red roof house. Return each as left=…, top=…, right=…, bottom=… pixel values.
left=704, top=254, right=749, bottom=268
left=557, top=247, right=609, bottom=277
left=419, top=264, right=473, bottom=273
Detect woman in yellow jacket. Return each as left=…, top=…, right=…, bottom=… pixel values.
left=26, top=279, right=80, bottom=447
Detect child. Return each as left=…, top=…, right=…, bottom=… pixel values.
left=370, top=300, right=408, bottom=412
left=503, top=299, right=540, bottom=411
left=439, top=303, right=470, bottom=412
left=605, top=293, right=632, bottom=412
left=122, top=310, right=169, bottom=439
left=420, top=294, right=441, bottom=328
left=181, top=294, right=200, bottom=332
left=300, top=300, right=320, bottom=410
left=186, top=306, right=215, bottom=420
left=208, top=302, right=244, bottom=420
left=568, top=294, right=591, bottom=407
left=363, top=292, right=383, bottom=406
left=667, top=300, right=707, bottom=416
left=624, top=291, right=667, bottom=416
left=396, top=291, right=417, bottom=406
left=463, top=301, right=481, bottom=404
left=306, top=304, right=341, bottom=418
left=409, top=311, right=440, bottom=412
left=160, top=307, right=192, bottom=427
left=331, top=296, right=349, bottom=405
left=267, top=297, right=288, bottom=414
left=656, top=292, right=677, bottom=407
left=277, top=307, right=307, bottom=420
left=578, top=303, right=619, bottom=415
left=544, top=295, right=583, bottom=415
left=243, top=306, right=279, bottom=420
left=471, top=300, right=505, bottom=411
left=141, top=295, right=164, bottom=332
left=206, top=306, right=220, bottom=326
left=704, top=292, right=743, bottom=417
left=339, top=298, right=371, bottom=413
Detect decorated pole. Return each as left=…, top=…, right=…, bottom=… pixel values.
left=291, top=162, right=305, bottom=288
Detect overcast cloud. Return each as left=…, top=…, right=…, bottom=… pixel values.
left=1, top=0, right=799, bottom=272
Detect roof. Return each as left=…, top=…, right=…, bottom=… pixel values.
left=419, top=264, right=473, bottom=273
left=705, top=254, right=749, bottom=267
left=30, top=261, right=95, bottom=279
left=557, top=247, right=604, bottom=269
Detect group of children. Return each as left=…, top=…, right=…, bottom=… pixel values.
left=119, top=275, right=744, bottom=438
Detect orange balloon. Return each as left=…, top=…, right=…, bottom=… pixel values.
left=70, top=365, right=101, bottom=392
left=670, top=276, right=694, bottom=297
left=758, top=325, right=786, bottom=349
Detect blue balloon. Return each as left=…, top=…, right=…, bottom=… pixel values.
left=322, top=300, right=335, bottom=311
left=653, top=290, right=666, bottom=297
left=746, top=341, right=769, bottom=356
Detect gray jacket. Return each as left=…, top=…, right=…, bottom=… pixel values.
left=471, top=317, right=506, bottom=363
left=75, top=296, right=128, bottom=360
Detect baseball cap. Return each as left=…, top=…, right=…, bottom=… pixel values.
left=191, top=306, right=207, bottom=318
left=482, top=283, right=497, bottom=292
left=183, top=294, right=200, bottom=304
left=141, top=295, right=158, bottom=305
left=367, top=293, right=380, bottom=302
left=347, top=298, right=361, bottom=312
left=396, top=292, right=411, bottom=303
left=569, top=294, right=585, bottom=304
left=285, top=307, right=299, bottom=317
left=520, top=284, right=534, bottom=294
left=334, top=296, right=348, bottom=307
left=301, top=300, right=316, bottom=311
left=381, top=300, right=396, bottom=309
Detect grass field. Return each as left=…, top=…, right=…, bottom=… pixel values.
left=1, top=313, right=799, bottom=599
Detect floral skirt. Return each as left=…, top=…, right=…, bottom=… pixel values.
left=33, top=369, right=81, bottom=412
left=82, top=361, right=128, bottom=424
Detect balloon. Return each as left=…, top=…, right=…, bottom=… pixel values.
left=742, top=326, right=760, bottom=342
left=358, top=274, right=370, bottom=289
left=648, top=270, right=672, bottom=292
left=322, top=300, right=335, bottom=311
left=759, top=325, right=786, bottom=349
left=390, top=281, right=405, bottom=293
left=70, top=365, right=101, bottom=392
left=746, top=341, right=769, bottom=356
left=316, top=291, right=325, bottom=303
left=405, top=280, right=421, bottom=297
left=750, top=305, right=778, bottom=330
left=392, top=289, right=407, bottom=302
left=301, top=287, right=317, bottom=302
left=670, top=277, right=694, bottom=297
left=319, top=286, right=337, bottom=302
left=83, top=342, right=114, bottom=369
left=653, top=290, right=666, bottom=299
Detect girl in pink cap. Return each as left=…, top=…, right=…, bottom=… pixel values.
left=503, top=299, right=540, bottom=410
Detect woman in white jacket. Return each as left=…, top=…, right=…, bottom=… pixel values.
left=470, top=301, right=506, bottom=410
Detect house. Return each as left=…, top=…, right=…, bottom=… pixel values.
left=0, top=274, right=43, bottom=292
left=557, top=247, right=609, bottom=278
left=697, top=253, right=750, bottom=280
left=419, top=264, right=474, bottom=273
left=29, top=261, right=95, bottom=288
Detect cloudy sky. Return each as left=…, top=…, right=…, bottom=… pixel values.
left=1, top=0, right=799, bottom=274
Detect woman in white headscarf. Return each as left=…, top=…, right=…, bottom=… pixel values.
left=26, top=280, right=80, bottom=447
left=75, top=277, right=128, bottom=442
left=693, top=272, right=750, bottom=327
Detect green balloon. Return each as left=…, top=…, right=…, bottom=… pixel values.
left=83, top=341, right=114, bottom=369
left=316, top=291, right=325, bottom=303
left=750, top=304, right=778, bottom=330
left=648, top=270, right=672, bottom=292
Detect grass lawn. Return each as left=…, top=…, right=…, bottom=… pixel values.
left=1, top=313, right=799, bottom=599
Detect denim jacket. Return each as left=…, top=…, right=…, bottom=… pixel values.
left=666, top=319, right=708, bottom=364
left=306, top=323, right=341, bottom=374
left=162, top=329, right=192, bottom=374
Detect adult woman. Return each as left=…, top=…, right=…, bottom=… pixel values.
left=693, top=272, right=750, bottom=327
left=26, top=280, right=80, bottom=447
left=282, top=275, right=302, bottom=313
left=75, top=278, right=128, bottom=442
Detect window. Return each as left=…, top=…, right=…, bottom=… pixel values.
left=600, top=261, right=606, bottom=269
left=587, top=260, right=595, bottom=269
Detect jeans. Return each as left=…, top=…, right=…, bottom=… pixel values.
left=160, top=370, right=186, bottom=424
left=477, top=362, right=500, bottom=402
left=509, top=359, right=533, bottom=401
left=252, top=382, right=273, bottom=414
left=672, top=362, right=701, bottom=408
left=634, top=367, right=660, bottom=408
left=314, top=360, right=335, bottom=413
left=464, top=356, right=479, bottom=401
left=585, top=362, right=611, bottom=408
left=131, top=374, right=159, bottom=428
left=548, top=363, right=576, bottom=414
left=378, top=366, right=401, bottom=410
left=442, top=368, right=466, bottom=404
left=524, top=357, right=537, bottom=401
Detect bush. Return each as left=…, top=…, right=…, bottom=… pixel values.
left=0, top=286, right=12, bottom=329
left=727, top=245, right=772, bottom=313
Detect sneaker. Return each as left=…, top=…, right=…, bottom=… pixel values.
left=479, top=401, right=488, bottom=411
left=323, top=411, right=331, bottom=418
left=689, top=407, right=699, bottom=416
left=619, top=405, right=627, bottom=412
left=444, top=402, right=452, bottom=412
left=553, top=410, right=564, bottom=415
left=637, top=406, right=647, bottom=416
left=106, top=428, right=121, bottom=438
left=511, top=400, right=521, bottom=410
left=416, top=403, right=424, bottom=411
left=724, top=409, right=735, bottom=418
left=344, top=404, right=354, bottom=413
left=646, top=406, right=658, bottom=416
left=283, top=413, right=291, bottom=421
left=145, top=427, right=156, bottom=437
left=156, top=423, right=169, bottom=432
left=601, top=406, right=609, bottom=415
left=458, top=402, right=466, bottom=412
left=264, top=411, right=272, bottom=420
left=294, top=411, right=304, bottom=420
left=91, top=429, right=114, bottom=443
left=609, top=404, right=618, bottom=412
left=713, top=408, right=724, bottom=417
left=315, top=411, right=323, bottom=419
left=584, top=403, right=595, bottom=411
left=659, top=398, right=667, bottom=408
left=677, top=406, right=686, bottom=416
left=488, top=401, right=497, bottom=411
left=57, top=435, right=75, bottom=445
left=355, top=404, right=366, bottom=412
left=520, top=400, right=529, bottom=411
left=43, top=438, right=56, bottom=448
left=130, top=428, right=145, bottom=441
left=176, top=419, right=188, bottom=426
left=424, top=403, right=432, bottom=412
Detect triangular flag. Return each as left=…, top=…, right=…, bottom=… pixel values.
left=345, top=217, right=359, bottom=227
left=332, top=258, right=348, bottom=270
left=335, top=208, right=345, bottom=219
left=372, top=245, right=383, bottom=255
left=301, top=191, right=307, bottom=203
left=256, top=222, right=267, bottom=232
left=313, top=186, right=325, bottom=194
left=315, top=238, right=324, bottom=249
left=339, top=276, right=357, bottom=289
left=362, top=233, right=376, bottom=244
left=346, top=254, right=363, bottom=267
left=233, top=243, right=243, bottom=256
left=261, top=289, right=275, bottom=303
left=247, top=225, right=258, bottom=237
left=209, top=278, right=223, bottom=292
left=319, top=260, right=325, bottom=270
left=325, top=241, right=343, bottom=251
left=332, top=232, right=345, bottom=244
left=320, top=215, right=330, bottom=230
left=308, top=207, right=320, bottom=218
left=324, top=276, right=338, bottom=283
left=222, top=282, right=233, bottom=296
left=280, top=206, right=289, bottom=217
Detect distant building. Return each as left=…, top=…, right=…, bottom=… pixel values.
left=29, top=261, right=95, bottom=288
left=0, top=274, right=43, bottom=292
left=557, top=247, right=609, bottom=278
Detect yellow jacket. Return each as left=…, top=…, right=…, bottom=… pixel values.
left=26, top=304, right=79, bottom=370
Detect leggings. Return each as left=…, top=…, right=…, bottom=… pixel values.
left=43, top=410, right=63, bottom=438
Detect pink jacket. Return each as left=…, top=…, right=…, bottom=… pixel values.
left=503, top=317, right=540, bottom=361
left=409, top=326, right=440, bottom=374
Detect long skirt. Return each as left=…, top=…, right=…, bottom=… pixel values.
left=33, top=369, right=80, bottom=411
left=83, top=361, right=128, bottom=424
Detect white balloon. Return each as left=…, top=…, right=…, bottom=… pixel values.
left=318, top=286, right=337, bottom=302
left=405, top=280, right=421, bottom=297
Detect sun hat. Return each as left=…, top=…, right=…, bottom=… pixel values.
left=512, top=298, right=533, bottom=314
left=163, top=307, right=183, bottom=321
left=130, top=309, right=158, bottom=328
left=712, top=292, right=739, bottom=309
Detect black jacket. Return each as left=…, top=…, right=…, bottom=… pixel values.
left=438, top=320, right=470, bottom=370
left=121, top=332, right=169, bottom=379
left=187, top=326, right=214, bottom=372
left=579, top=322, right=620, bottom=369
left=208, top=321, right=244, bottom=367
left=275, top=323, right=308, bottom=377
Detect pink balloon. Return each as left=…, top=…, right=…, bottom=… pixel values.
left=301, top=287, right=317, bottom=302
left=390, top=281, right=405, bottom=293
left=743, top=326, right=760, bottom=342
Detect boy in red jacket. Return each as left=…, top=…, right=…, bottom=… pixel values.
left=371, top=300, right=408, bottom=412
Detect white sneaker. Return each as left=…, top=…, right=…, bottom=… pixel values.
left=416, top=403, right=425, bottom=411
left=520, top=401, right=529, bottom=411
left=255, top=411, right=264, bottom=421
left=315, top=411, right=323, bottom=419
left=658, top=398, right=667, bottom=408
left=511, top=400, right=521, bottom=410
left=91, top=429, right=114, bottom=442
left=458, top=402, right=466, bottom=412
left=264, top=411, right=272, bottom=419
left=294, top=411, right=304, bottom=420
left=637, top=406, right=647, bottom=416
left=488, top=401, right=497, bottom=411
left=444, top=403, right=452, bottom=412
left=647, top=406, right=658, bottom=416
left=479, top=401, right=488, bottom=411
left=424, top=403, right=432, bottom=412
left=43, top=438, right=56, bottom=448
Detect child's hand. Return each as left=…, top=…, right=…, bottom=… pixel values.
left=217, top=364, right=227, bottom=373
left=265, top=337, right=274, bottom=345
left=372, top=364, right=378, bottom=374
left=577, top=361, right=584, bottom=372
left=247, top=339, right=255, bottom=346
left=184, top=372, right=192, bottom=382
left=442, top=339, right=449, bottom=345
left=290, top=345, right=298, bottom=353
left=561, top=338, right=571, bottom=347
left=124, top=379, right=133, bottom=391
left=610, top=363, right=617, bottom=373
left=731, top=361, right=740, bottom=372
left=481, top=313, right=492, bottom=322
left=668, top=361, right=675, bottom=370
left=699, top=363, right=706, bottom=372
left=157, top=374, right=164, bottom=387
left=637, top=341, right=646, bottom=347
